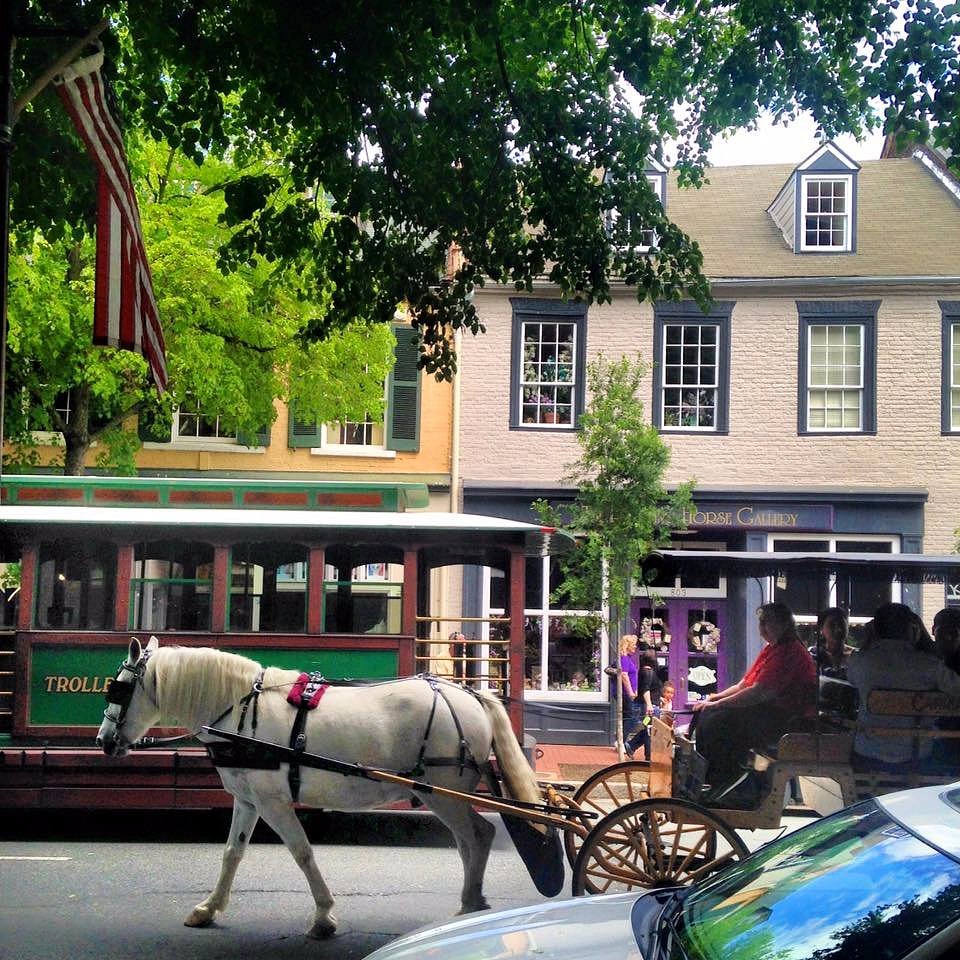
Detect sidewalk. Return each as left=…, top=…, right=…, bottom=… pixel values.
left=533, top=742, right=623, bottom=783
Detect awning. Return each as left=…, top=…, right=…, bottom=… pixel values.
left=650, top=549, right=960, bottom=583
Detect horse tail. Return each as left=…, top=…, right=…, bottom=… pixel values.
left=475, top=691, right=541, bottom=806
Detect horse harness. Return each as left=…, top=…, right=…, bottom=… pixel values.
left=207, top=671, right=491, bottom=803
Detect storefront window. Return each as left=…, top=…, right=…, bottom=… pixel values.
left=771, top=536, right=896, bottom=625
left=230, top=543, right=309, bottom=632
left=130, top=540, right=213, bottom=631
left=492, top=558, right=602, bottom=696
left=36, top=540, right=116, bottom=629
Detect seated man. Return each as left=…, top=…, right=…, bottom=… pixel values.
left=692, top=601, right=816, bottom=800
left=848, top=602, right=960, bottom=769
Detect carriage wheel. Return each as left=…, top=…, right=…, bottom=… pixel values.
left=572, top=798, right=749, bottom=896
left=562, top=761, right=652, bottom=868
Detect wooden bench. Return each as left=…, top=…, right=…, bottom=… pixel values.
left=852, top=689, right=960, bottom=800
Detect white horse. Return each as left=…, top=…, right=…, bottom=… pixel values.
left=96, top=636, right=542, bottom=939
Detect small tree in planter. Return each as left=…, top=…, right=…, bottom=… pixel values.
left=536, top=354, right=694, bottom=758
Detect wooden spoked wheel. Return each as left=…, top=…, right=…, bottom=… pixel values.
left=563, top=760, right=652, bottom=867
left=572, top=798, right=749, bottom=896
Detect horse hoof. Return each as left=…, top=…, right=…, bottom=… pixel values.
left=184, top=906, right=215, bottom=928
left=306, top=918, right=337, bottom=939
left=457, top=900, right=490, bottom=915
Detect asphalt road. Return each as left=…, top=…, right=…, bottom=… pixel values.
left=0, top=808, right=556, bottom=960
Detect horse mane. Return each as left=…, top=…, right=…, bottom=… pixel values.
left=152, top=647, right=263, bottom=731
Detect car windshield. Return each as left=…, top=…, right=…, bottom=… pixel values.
left=669, top=800, right=960, bottom=960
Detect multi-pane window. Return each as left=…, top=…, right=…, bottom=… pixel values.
left=175, top=396, right=237, bottom=441
left=770, top=536, right=897, bottom=643
left=802, top=177, right=851, bottom=251
left=54, top=390, right=74, bottom=425
left=653, top=304, right=732, bottom=434
left=487, top=559, right=603, bottom=696
left=798, top=303, right=876, bottom=434
left=520, top=322, right=577, bottom=427
left=950, top=323, right=960, bottom=430
left=129, top=540, right=213, bottom=631
left=662, top=324, right=719, bottom=429
left=806, top=324, right=863, bottom=430
left=605, top=173, right=663, bottom=251
left=328, top=417, right=385, bottom=447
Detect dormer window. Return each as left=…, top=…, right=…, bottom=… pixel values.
left=604, top=159, right=667, bottom=252
left=801, top=175, right=853, bottom=251
left=768, top=142, right=859, bottom=254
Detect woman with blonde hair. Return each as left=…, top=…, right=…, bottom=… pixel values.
left=616, top=633, right=640, bottom=752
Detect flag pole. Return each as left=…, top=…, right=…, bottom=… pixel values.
left=0, top=14, right=107, bottom=478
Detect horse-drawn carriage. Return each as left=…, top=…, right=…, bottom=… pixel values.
left=94, top=547, right=960, bottom=940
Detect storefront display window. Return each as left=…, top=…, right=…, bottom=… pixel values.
left=771, top=536, right=898, bottom=626
left=489, top=558, right=603, bottom=698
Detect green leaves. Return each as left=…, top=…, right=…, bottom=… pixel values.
left=11, top=0, right=960, bottom=382
left=536, top=354, right=694, bottom=636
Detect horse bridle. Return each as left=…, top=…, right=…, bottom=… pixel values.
left=102, top=649, right=154, bottom=745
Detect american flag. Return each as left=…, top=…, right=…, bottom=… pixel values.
left=54, top=51, right=167, bottom=392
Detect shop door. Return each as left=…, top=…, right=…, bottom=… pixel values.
left=630, top=598, right=726, bottom=711
left=666, top=600, right=727, bottom=710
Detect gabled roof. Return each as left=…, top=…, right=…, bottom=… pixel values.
left=667, top=155, right=960, bottom=279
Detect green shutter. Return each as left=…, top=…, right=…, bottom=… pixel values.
left=237, top=424, right=272, bottom=448
left=287, top=404, right=322, bottom=448
left=386, top=324, right=421, bottom=452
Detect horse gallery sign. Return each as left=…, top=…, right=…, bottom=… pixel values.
left=683, top=502, right=834, bottom=531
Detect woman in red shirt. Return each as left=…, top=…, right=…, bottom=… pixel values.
left=691, top=600, right=817, bottom=797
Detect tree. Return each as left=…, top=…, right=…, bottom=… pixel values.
left=5, top=138, right=393, bottom=474
left=10, top=1, right=960, bottom=378
left=535, top=354, right=694, bottom=756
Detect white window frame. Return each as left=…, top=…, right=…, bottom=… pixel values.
left=165, top=396, right=243, bottom=451
left=484, top=560, right=607, bottom=702
left=805, top=322, right=864, bottom=432
left=660, top=323, right=720, bottom=431
left=800, top=174, right=853, bottom=252
left=606, top=173, right=663, bottom=252
left=950, top=322, right=960, bottom=431
left=519, top=320, right=579, bottom=428
left=764, top=533, right=901, bottom=627
left=632, top=541, right=728, bottom=600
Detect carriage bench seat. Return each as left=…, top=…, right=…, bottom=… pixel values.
left=752, top=721, right=853, bottom=767
left=852, top=689, right=960, bottom=801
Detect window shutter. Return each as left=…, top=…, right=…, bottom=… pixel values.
left=237, top=424, right=272, bottom=448
left=287, top=404, right=322, bottom=448
left=386, top=324, right=421, bottom=452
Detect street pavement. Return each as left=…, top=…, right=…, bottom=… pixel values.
left=0, top=808, right=555, bottom=960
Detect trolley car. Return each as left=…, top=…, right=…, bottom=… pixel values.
left=0, top=474, right=569, bottom=809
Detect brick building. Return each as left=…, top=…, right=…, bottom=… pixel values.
left=456, top=142, right=960, bottom=744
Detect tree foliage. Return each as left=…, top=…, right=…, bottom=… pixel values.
left=5, top=138, right=393, bottom=474
left=536, top=355, right=694, bottom=748
left=10, top=0, right=960, bottom=377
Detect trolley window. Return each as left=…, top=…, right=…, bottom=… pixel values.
left=35, top=540, right=116, bottom=630
left=323, top=556, right=403, bottom=635
left=229, top=543, right=308, bottom=633
left=130, top=540, right=214, bottom=631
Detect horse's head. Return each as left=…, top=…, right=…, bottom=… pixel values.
left=97, top=636, right=161, bottom=757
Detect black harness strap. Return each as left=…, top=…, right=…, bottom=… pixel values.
left=432, top=681, right=473, bottom=776
left=237, top=670, right=265, bottom=734
left=287, top=671, right=327, bottom=802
